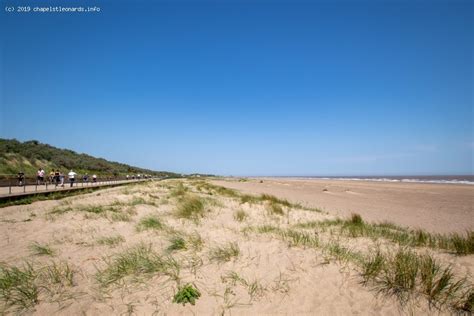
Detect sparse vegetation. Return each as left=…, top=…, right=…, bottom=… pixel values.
left=267, top=202, right=284, bottom=216
left=0, top=263, right=38, bottom=312
left=209, top=242, right=240, bottom=263
left=295, top=215, right=474, bottom=255
left=175, top=196, right=206, bottom=221
left=234, top=210, right=248, bottom=222
left=136, top=215, right=163, bottom=231
left=97, top=235, right=125, bottom=247
left=29, top=242, right=55, bottom=256
left=0, top=261, right=76, bottom=313
left=96, top=244, right=179, bottom=287
left=168, top=236, right=187, bottom=252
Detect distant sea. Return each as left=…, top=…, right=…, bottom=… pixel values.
left=274, top=175, right=474, bottom=185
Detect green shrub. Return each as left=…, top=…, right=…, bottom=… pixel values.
left=173, top=284, right=201, bottom=306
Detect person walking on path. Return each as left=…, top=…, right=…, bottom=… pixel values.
left=37, top=169, right=42, bottom=185
left=83, top=174, right=89, bottom=184
left=39, top=168, right=45, bottom=185
left=68, top=170, right=77, bottom=187
left=60, top=172, right=65, bottom=187
left=54, top=170, right=60, bottom=187
left=17, top=171, right=25, bottom=186
left=92, top=174, right=97, bottom=183
left=49, top=170, right=54, bottom=184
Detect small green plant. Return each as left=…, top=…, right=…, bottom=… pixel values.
left=209, top=242, right=240, bottom=263
left=168, top=236, right=187, bottom=252
left=173, top=283, right=201, bottom=306
left=136, top=215, right=163, bottom=231
left=29, top=242, right=55, bottom=256
left=233, top=210, right=248, bottom=222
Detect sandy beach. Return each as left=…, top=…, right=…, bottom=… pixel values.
left=212, top=178, right=474, bottom=234
left=0, top=179, right=472, bottom=315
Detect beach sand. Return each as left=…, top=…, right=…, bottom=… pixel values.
left=212, top=178, right=474, bottom=234
left=0, top=179, right=472, bottom=315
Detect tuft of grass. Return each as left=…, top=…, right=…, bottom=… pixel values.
left=419, top=255, right=465, bottom=307
left=97, top=235, right=125, bottom=247
left=350, top=213, right=363, bottom=225
left=167, top=236, right=187, bottom=252
left=0, top=263, right=38, bottom=312
left=136, top=215, right=163, bottom=231
left=40, top=261, right=75, bottom=289
left=175, top=196, right=205, bottom=221
left=170, top=182, right=188, bottom=198
left=173, top=283, right=201, bottom=306
left=209, top=242, right=240, bottom=263
left=221, top=271, right=266, bottom=301
left=29, top=242, right=55, bottom=256
left=450, top=231, right=474, bottom=255
left=188, top=232, right=204, bottom=251
left=233, top=210, right=248, bottom=222
left=0, top=261, right=76, bottom=313
left=374, top=248, right=420, bottom=303
left=96, top=244, right=179, bottom=287
left=362, top=249, right=385, bottom=284
left=267, top=202, right=284, bottom=216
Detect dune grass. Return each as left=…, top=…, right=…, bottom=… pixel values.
left=295, top=214, right=474, bottom=255
left=96, top=244, right=179, bottom=287
left=267, top=202, right=285, bottom=216
left=29, top=242, right=55, bottom=256
left=175, top=196, right=206, bottom=221
left=362, top=248, right=472, bottom=310
left=170, top=182, right=188, bottom=198
left=97, top=235, right=125, bottom=247
left=136, top=215, right=163, bottom=231
left=209, top=242, right=240, bottom=263
left=167, top=236, right=187, bottom=252
left=0, top=261, right=76, bottom=313
left=246, top=223, right=473, bottom=313
left=233, top=210, right=248, bottom=222
left=0, top=263, right=38, bottom=312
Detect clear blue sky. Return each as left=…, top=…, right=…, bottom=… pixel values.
left=1, top=0, right=472, bottom=176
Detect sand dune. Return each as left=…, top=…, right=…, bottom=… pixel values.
left=212, top=178, right=474, bottom=234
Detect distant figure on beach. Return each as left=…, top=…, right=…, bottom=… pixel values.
left=68, top=170, right=77, bottom=187
left=17, top=171, right=25, bottom=186
left=83, top=174, right=89, bottom=183
left=92, top=174, right=97, bottom=183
